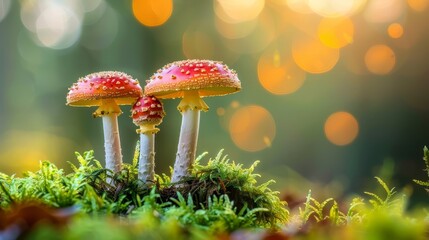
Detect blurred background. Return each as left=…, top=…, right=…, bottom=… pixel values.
left=0, top=0, right=429, bottom=203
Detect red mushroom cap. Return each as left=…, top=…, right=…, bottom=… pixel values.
left=144, top=59, right=241, bottom=99
left=131, top=95, right=165, bottom=127
left=66, top=71, right=142, bottom=107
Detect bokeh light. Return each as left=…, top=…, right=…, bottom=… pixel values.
left=281, top=0, right=366, bottom=17
left=182, top=23, right=240, bottom=63
left=222, top=11, right=276, bottom=54
left=214, top=0, right=265, bottom=23
left=20, top=0, right=44, bottom=32
left=387, top=23, right=404, bottom=39
left=292, top=34, right=340, bottom=73
left=81, top=0, right=107, bottom=25
left=318, top=17, right=354, bottom=48
left=229, top=105, right=276, bottom=152
left=35, top=5, right=81, bottom=49
left=20, top=0, right=83, bottom=49
left=285, top=0, right=313, bottom=14
left=407, top=0, right=429, bottom=11
left=81, top=0, right=104, bottom=13
left=258, top=50, right=306, bottom=95
left=324, top=111, right=359, bottom=146
left=231, top=101, right=240, bottom=109
left=364, top=44, right=396, bottom=75
left=132, top=0, right=173, bottom=27
left=215, top=16, right=257, bottom=39
left=80, top=4, right=118, bottom=50
left=307, top=0, right=358, bottom=17
left=364, top=0, right=405, bottom=23
left=0, top=0, right=11, bottom=22
left=0, top=130, right=73, bottom=173
left=217, top=107, right=226, bottom=116
left=182, top=28, right=215, bottom=60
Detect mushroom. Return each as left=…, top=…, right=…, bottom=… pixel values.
left=144, top=59, right=241, bottom=183
left=131, top=95, right=165, bottom=184
left=66, top=71, right=142, bottom=174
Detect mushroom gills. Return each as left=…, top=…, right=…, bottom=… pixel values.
left=93, top=99, right=122, bottom=118
left=177, top=91, right=209, bottom=112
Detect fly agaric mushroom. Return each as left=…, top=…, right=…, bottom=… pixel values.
left=131, top=95, right=165, bottom=184
left=66, top=71, right=142, bottom=174
left=145, top=59, right=241, bottom=183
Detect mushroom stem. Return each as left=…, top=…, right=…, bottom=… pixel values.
left=172, top=91, right=206, bottom=183
left=171, top=109, right=200, bottom=183
left=94, top=99, right=123, bottom=174
left=137, top=126, right=159, bottom=184
left=102, top=114, right=123, bottom=173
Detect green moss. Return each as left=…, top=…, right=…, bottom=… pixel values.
left=414, top=146, right=429, bottom=191
left=164, top=150, right=288, bottom=229
left=3, top=148, right=429, bottom=239
left=0, top=149, right=287, bottom=236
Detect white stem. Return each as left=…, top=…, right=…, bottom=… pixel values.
left=171, top=109, right=200, bottom=183
left=102, top=114, right=122, bottom=173
left=139, top=133, right=155, bottom=184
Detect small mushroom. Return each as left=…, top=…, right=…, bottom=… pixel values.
left=66, top=71, right=142, bottom=174
left=145, top=59, right=241, bottom=183
left=131, top=95, right=165, bottom=184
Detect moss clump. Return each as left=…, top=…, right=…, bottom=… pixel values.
left=0, top=149, right=288, bottom=236
left=3, top=147, right=429, bottom=239
left=275, top=176, right=427, bottom=240
left=158, top=150, right=288, bottom=228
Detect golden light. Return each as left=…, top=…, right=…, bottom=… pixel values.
left=132, top=0, right=173, bottom=27
left=292, top=35, right=340, bottom=74
left=258, top=50, right=306, bottom=95
left=307, top=0, right=356, bottom=17
left=229, top=105, right=276, bottom=152
left=214, top=0, right=265, bottom=23
left=285, top=0, right=313, bottom=14
left=182, top=29, right=215, bottom=59
left=364, top=0, right=404, bottom=23
left=222, top=11, right=276, bottom=54
left=408, top=0, right=429, bottom=11
left=0, top=130, right=74, bottom=173
left=318, top=17, right=354, bottom=49
left=217, top=107, right=226, bottom=116
left=230, top=100, right=240, bottom=108
left=364, top=44, right=396, bottom=75
left=324, top=111, right=359, bottom=146
left=182, top=24, right=240, bottom=63
left=215, top=16, right=257, bottom=39
left=387, top=23, right=404, bottom=39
